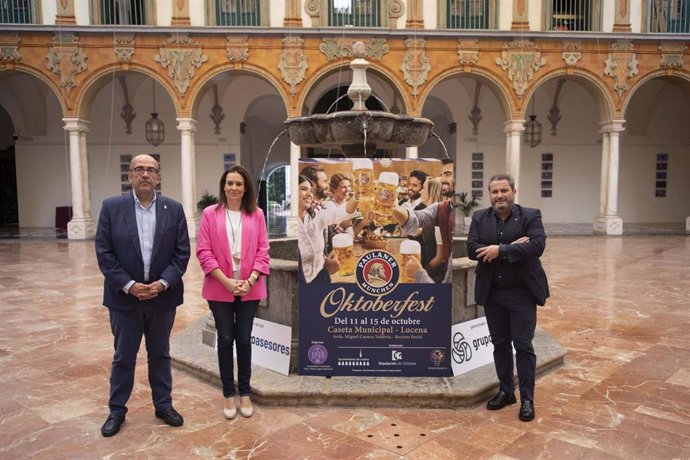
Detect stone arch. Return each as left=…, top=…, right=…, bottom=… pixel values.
left=621, top=68, right=690, bottom=117
left=295, top=59, right=410, bottom=117
left=419, top=67, right=514, bottom=120
left=0, top=64, right=68, bottom=116
left=525, top=68, right=615, bottom=122
left=75, top=64, right=179, bottom=120
left=188, top=63, right=290, bottom=120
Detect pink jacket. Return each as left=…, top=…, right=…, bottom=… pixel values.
left=196, top=204, right=270, bottom=302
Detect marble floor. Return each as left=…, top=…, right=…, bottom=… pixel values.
left=1, top=235, right=689, bottom=459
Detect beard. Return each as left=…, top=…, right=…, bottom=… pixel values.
left=316, top=187, right=329, bottom=200
left=408, top=192, right=421, bottom=201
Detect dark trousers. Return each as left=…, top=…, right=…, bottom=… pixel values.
left=484, top=286, right=537, bottom=402
left=209, top=298, right=258, bottom=397
left=108, top=304, right=176, bottom=416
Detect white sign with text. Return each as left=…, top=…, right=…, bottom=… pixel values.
left=451, top=317, right=513, bottom=376
left=219, top=318, right=292, bottom=376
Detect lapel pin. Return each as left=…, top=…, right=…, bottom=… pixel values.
left=164, top=205, right=167, bottom=209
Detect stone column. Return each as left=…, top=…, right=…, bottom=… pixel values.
left=406, top=146, right=418, bottom=159
left=594, top=121, right=625, bottom=235
left=177, top=118, right=198, bottom=239
left=504, top=120, right=525, bottom=201
left=63, top=118, right=95, bottom=239
left=405, top=0, right=424, bottom=29
left=284, top=0, right=303, bottom=27
left=56, top=0, right=76, bottom=25
left=511, top=0, right=529, bottom=31
left=287, top=141, right=300, bottom=237
left=613, top=0, right=632, bottom=33
left=171, top=0, right=191, bottom=26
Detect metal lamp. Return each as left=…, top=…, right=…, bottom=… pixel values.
left=523, top=96, right=542, bottom=148
left=145, top=79, right=164, bottom=147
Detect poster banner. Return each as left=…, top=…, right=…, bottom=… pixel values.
left=297, top=158, right=453, bottom=376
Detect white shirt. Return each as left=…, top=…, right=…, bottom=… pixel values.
left=225, top=209, right=243, bottom=278
left=298, top=203, right=352, bottom=283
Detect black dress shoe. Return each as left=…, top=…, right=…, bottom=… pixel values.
left=101, top=414, right=125, bottom=437
left=486, top=391, right=517, bottom=410
left=155, top=407, right=184, bottom=427
left=519, top=399, right=535, bottom=422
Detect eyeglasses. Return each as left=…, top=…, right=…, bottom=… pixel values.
left=131, top=166, right=159, bottom=175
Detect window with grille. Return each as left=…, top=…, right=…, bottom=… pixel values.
left=100, top=0, right=147, bottom=25
left=548, top=0, right=592, bottom=31
left=216, top=0, right=260, bottom=26
left=447, top=0, right=488, bottom=29
left=329, top=0, right=380, bottom=27
left=0, top=0, right=33, bottom=23
left=649, top=0, right=690, bottom=32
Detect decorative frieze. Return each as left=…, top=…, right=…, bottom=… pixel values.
left=457, top=40, right=479, bottom=66
left=319, top=38, right=389, bottom=61
left=278, top=36, right=308, bottom=96
left=604, top=40, right=638, bottom=98
left=658, top=43, right=686, bottom=68
left=46, top=33, right=87, bottom=96
left=400, top=38, right=431, bottom=96
left=562, top=41, right=582, bottom=66
left=495, top=40, right=546, bottom=98
left=154, top=34, right=208, bottom=95
left=226, top=36, right=249, bottom=62
left=113, top=34, right=134, bottom=63
left=0, top=34, right=22, bottom=62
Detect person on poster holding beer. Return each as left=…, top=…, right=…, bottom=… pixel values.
left=298, top=175, right=358, bottom=283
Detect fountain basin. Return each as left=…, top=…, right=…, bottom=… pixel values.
left=285, top=111, right=433, bottom=154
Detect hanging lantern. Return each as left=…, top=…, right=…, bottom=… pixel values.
left=524, top=115, right=542, bottom=148
left=523, top=96, right=542, bottom=148
left=145, top=79, right=164, bottom=146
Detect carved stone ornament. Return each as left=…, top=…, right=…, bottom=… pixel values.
left=604, top=40, right=639, bottom=98
left=400, top=38, right=431, bottom=96
left=319, top=38, right=389, bottom=61
left=304, top=0, right=320, bottom=18
left=658, top=43, right=687, bottom=68
left=113, top=34, right=134, bottom=63
left=562, top=41, right=582, bottom=66
left=0, top=34, right=22, bottom=62
left=457, top=40, right=479, bottom=65
left=389, top=0, right=404, bottom=18
left=46, top=33, right=87, bottom=96
left=226, top=36, right=249, bottom=62
left=278, top=36, right=308, bottom=96
left=154, top=34, right=208, bottom=95
left=495, top=40, right=546, bottom=98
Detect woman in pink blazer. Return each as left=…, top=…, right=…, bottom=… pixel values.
left=196, top=165, right=269, bottom=420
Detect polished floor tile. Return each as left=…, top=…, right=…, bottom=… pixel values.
left=1, top=235, right=689, bottom=459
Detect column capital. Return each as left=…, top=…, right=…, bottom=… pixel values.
left=63, top=118, right=90, bottom=132
left=504, top=120, right=526, bottom=133
left=599, top=120, right=625, bottom=133
left=176, top=118, right=197, bottom=132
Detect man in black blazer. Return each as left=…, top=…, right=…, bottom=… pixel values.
left=466, top=174, right=549, bottom=422
left=95, top=154, right=190, bottom=437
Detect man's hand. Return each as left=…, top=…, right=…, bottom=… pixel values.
left=324, top=252, right=340, bottom=275
left=511, top=236, right=530, bottom=245
left=130, top=282, right=162, bottom=301
left=392, top=206, right=409, bottom=227
left=476, top=245, right=500, bottom=263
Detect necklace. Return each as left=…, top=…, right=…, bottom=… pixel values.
left=226, top=209, right=242, bottom=246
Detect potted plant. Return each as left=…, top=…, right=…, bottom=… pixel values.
left=197, top=190, right=219, bottom=212
left=455, top=191, right=480, bottom=229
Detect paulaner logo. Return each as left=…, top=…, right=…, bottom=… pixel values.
left=355, top=250, right=399, bottom=295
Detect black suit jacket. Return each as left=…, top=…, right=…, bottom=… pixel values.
left=95, top=193, right=190, bottom=312
left=466, top=204, right=549, bottom=306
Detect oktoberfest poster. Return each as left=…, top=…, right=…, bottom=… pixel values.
left=297, top=158, right=453, bottom=376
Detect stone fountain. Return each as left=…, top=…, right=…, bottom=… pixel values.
left=285, top=41, right=434, bottom=156
left=170, top=43, right=566, bottom=408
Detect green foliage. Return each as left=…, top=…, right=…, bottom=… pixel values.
left=456, top=191, right=480, bottom=217
left=197, top=190, right=219, bottom=211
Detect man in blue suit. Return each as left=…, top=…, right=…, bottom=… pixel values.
left=467, top=174, right=549, bottom=422
left=96, top=154, right=190, bottom=437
